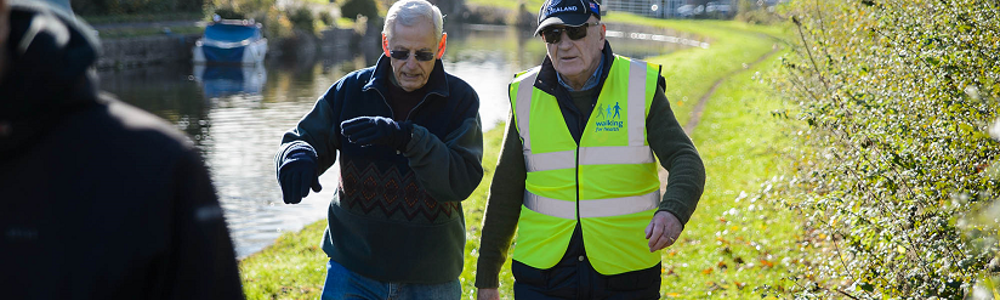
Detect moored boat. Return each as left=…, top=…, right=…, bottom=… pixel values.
left=192, top=19, right=267, bottom=65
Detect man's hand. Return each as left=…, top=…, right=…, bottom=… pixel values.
left=277, top=152, right=322, bottom=204
left=477, top=288, right=500, bottom=300
left=645, top=211, right=683, bottom=252
left=340, top=116, right=413, bottom=151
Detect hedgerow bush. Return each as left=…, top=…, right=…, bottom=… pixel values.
left=207, top=0, right=296, bottom=40
left=767, top=0, right=1000, bottom=298
left=287, top=6, right=316, bottom=34
left=340, top=0, right=380, bottom=21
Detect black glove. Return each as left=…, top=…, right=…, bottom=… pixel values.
left=340, top=116, right=413, bottom=151
left=277, top=151, right=322, bottom=204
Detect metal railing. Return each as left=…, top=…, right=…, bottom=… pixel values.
left=603, top=0, right=687, bottom=18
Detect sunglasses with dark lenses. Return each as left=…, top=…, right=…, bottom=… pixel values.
left=389, top=50, right=436, bottom=61
left=542, top=21, right=601, bottom=44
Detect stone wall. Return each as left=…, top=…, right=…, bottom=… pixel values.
left=97, top=27, right=362, bottom=70
left=97, top=33, right=201, bottom=69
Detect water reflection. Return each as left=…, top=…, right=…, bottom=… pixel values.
left=98, top=24, right=692, bottom=258
left=193, top=64, right=267, bottom=99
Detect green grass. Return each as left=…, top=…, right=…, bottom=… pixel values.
left=658, top=49, right=800, bottom=299
left=240, top=221, right=328, bottom=299
left=239, top=14, right=803, bottom=300
left=335, top=17, right=357, bottom=29
left=604, top=12, right=790, bottom=126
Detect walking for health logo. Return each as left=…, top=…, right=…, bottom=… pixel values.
left=594, top=102, right=623, bottom=132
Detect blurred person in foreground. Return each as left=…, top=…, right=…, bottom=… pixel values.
left=475, top=0, right=706, bottom=299
left=0, top=0, right=244, bottom=299
left=273, top=0, right=483, bottom=299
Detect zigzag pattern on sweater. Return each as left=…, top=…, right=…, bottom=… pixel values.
left=338, top=160, right=460, bottom=223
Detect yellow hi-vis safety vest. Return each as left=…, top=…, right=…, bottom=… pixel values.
left=509, top=55, right=662, bottom=275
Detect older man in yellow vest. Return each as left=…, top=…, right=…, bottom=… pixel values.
left=475, top=0, right=705, bottom=299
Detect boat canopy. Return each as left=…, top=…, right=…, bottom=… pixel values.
left=203, top=22, right=263, bottom=49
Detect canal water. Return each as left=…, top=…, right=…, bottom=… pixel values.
left=98, top=24, right=694, bottom=258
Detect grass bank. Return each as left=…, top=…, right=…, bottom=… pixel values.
left=613, top=15, right=804, bottom=298
left=604, top=13, right=787, bottom=125
left=655, top=45, right=800, bottom=299
left=239, top=16, right=803, bottom=299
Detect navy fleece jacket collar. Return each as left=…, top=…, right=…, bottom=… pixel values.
left=363, top=54, right=451, bottom=101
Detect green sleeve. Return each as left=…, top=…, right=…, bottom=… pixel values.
left=402, top=113, right=485, bottom=202
left=475, top=114, right=525, bottom=289
left=648, top=83, right=705, bottom=226
left=278, top=96, right=341, bottom=174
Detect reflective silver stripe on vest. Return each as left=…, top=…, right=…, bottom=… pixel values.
left=524, top=190, right=661, bottom=220
left=525, top=150, right=576, bottom=172
left=515, top=69, right=539, bottom=153
left=579, top=146, right=655, bottom=165
left=628, top=58, right=648, bottom=147
left=523, top=190, right=577, bottom=219
left=526, top=145, right=655, bottom=171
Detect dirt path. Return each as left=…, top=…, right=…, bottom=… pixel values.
left=659, top=43, right=782, bottom=193
left=682, top=45, right=781, bottom=135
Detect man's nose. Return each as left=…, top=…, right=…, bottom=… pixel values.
left=557, top=31, right=573, bottom=48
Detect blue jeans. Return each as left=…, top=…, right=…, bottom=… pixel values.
left=320, top=259, right=461, bottom=300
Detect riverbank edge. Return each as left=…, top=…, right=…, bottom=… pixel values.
left=94, top=6, right=688, bottom=71
left=237, top=15, right=798, bottom=299
left=95, top=25, right=362, bottom=70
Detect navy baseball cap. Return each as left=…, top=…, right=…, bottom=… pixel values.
left=534, top=0, right=601, bottom=36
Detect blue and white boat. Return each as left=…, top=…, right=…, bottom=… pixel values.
left=193, top=19, right=267, bottom=65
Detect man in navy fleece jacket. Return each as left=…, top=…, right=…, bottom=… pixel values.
left=274, top=0, right=483, bottom=299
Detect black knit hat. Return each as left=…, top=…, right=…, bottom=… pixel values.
left=534, top=0, right=601, bottom=36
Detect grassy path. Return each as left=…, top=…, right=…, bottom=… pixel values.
left=608, top=16, right=802, bottom=299
left=238, top=16, right=803, bottom=300
left=682, top=46, right=781, bottom=134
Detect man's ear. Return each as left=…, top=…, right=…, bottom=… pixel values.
left=598, top=23, right=606, bottom=50
left=436, top=32, right=448, bottom=59
left=382, top=33, right=390, bottom=57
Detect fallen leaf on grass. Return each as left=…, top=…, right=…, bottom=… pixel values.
left=701, top=267, right=714, bottom=275
left=663, top=266, right=677, bottom=276
left=706, top=281, right=725, bottom=291
left=760, top=259, right=775, bottom=268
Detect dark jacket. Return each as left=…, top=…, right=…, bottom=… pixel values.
left=0, top=2, right=244, bottom=299
left=475, top=42, right=705, bottom=298
left=276, top=55, right=484, bottom=283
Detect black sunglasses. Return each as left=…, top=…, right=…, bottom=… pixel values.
left=389, top=50, right=435, bottom=62
left=541, top=21, right=601, bottom=44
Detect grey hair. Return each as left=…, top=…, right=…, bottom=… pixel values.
left=382, top=0, right=444, bottom=42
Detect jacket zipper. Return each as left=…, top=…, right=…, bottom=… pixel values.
left=367, top=86, right=443, bottom=122
left=367, top=85, right=443, bottom=155
left=368, top=87, right=396, bottom=119
left=405, top=91, right=443, bottom=121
